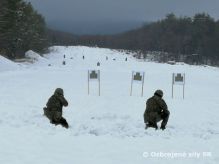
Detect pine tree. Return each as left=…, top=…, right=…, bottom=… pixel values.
left=0, top=0, right=48, bottom=58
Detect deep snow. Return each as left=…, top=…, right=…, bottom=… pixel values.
left=0, top=46, right=219, bottom=164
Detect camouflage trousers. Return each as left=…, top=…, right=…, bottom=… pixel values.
left=43, top=107, right=69, bottom=128
left=144, top=111, right=170, bottom=128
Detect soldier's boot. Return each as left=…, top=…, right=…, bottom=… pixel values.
left=160, top=124, right=166, bottom=130
left=60, top=118, right=69, bottom=129
left=153, top=123, right=158, bottom=130
left=160, top=111, right=170, bottom=130
left=50, top=119, right=59, bottom=125
left=145, top=122, right=158, bottom=130
left=43, top=107, right=47, bottom=115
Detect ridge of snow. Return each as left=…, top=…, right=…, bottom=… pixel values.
left=0, top=55, right=20, bottom=71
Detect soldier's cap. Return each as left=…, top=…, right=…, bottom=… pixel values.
left=154, top=89, right=163, bottom=97
left=54, top=88, right=64, bottom=95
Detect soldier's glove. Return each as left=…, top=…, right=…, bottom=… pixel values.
left=159, top=109, right=164, bottom=115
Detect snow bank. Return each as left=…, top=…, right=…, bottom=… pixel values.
left=0, top=55, right=19, bottom=71
left=25, top=50, right=48, bottom=65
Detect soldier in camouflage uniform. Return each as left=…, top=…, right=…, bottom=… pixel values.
left=43, top=88, right=69, bottom=128
left=144, top=90, right=170, bottom=130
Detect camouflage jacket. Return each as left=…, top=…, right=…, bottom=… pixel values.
left=145, top=95, right=168, bottom=114
left=46, top=93, right=68, bottom=112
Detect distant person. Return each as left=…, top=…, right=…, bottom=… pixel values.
left=83, top=56, right=85, bottom=60
left=143, top=90, right=170, bottom=130
left=106, top=56, right=108, bottom=60
left=43, top=88, right=69, bottom=128
left=125, top=57, right=127, bottom=61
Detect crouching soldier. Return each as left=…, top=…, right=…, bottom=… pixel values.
left=43, top=88, right=69, bottom=128
left=144, top=90, right=170, bottom=130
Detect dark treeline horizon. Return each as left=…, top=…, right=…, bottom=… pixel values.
left=47, top=20, right=145, bottom=35
left=65, top=13, right=219, bottom=66
left=49, top=13, right=219, bottom=66
left=1, top=0, right=219, bottom=66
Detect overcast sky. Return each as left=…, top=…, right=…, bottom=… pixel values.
left=26, top=0, right=219, bottom=22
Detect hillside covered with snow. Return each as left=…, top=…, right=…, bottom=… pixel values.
left=0, top=46, right=219, bottom=164
left=0, top=55, right=20, bottom=71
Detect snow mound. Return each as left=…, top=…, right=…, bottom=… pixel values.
left=0, top=55, right=19, bottom=71
left=25, top=50, right=47, bottom=64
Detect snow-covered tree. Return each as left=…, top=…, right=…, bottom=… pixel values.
left=0, top=0, right=48, bottom=58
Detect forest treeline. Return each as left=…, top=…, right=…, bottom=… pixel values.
left=73, top=13, right=219, bottom=65
left=0, top=0, right=219, bottom=66
left=0, top=0, right=48, bottom=59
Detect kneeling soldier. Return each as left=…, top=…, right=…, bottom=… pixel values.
left=44, top=88, right=69, bottom=128
left=144, top=90, right=170, bottom=130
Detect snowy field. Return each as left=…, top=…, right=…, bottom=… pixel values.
left=0, top=46, right=219, bottom=164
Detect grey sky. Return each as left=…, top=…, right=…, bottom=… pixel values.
left=26, top=0, right=219, bottom=22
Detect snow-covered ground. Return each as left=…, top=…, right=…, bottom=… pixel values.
left=0, top=46, right=219, bottom=164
